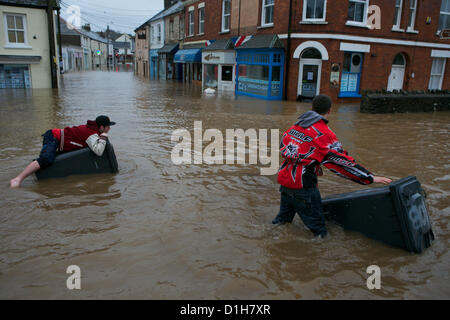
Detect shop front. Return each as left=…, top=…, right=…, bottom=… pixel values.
left=158, top=43, right=179, bottom=80
left=202, top=39, right=236, bottom=92
left=0, top=55, right=41, bottom=89
left=173, top=44, right=204, bottom=83
left=235, top=35, right=285, bottom=100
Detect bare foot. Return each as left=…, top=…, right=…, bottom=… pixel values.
left=10, top=178, right=21, bottom=188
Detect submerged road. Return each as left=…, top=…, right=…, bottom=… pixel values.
left=0, top=71, right=449, bottom=299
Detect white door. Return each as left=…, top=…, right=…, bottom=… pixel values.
left=387, top=53, right=406, bottom=91
left=218, top=64, right=235, bottom=91
left=298, top=59, right=322, bottom=98
left=388, top=66, right=405, bottom=91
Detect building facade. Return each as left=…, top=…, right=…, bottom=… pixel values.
left=0, top=0, right=60, bottom=89
left=285, top=0, right=450, bottom=102
left=136, top=0, right=450, bottom=101
left=135, top=22, right=150, bottom=78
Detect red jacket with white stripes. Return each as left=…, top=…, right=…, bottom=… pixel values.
left=55, top=120, right=101, bottom=152
left=277, top=111, right=374, bottom=189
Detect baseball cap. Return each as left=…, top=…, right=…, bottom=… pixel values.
left=96, top=115, right=116, bottom=127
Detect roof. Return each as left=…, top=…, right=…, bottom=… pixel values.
left=134, top=0, right=183, bottom=31
left=204, top=39, right=234, bottom=51
left=59, top=17, right=108, bottom=44
left=237, top=35, right=284, bottom=50
left=0, top=0, right=59, bottom=9
left=158, top=43, right=179, bottom=54
left=183, top=42, right=208, bottom=50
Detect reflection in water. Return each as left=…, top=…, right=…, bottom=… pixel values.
left=0, top=71, right=449, bottom=299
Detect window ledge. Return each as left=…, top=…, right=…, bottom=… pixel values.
left=300, top=20, right=328, bottom=25
left=4, top=44, right=32, bottom=49
left=406, top=28, right=419, bottom=34
left=345, top=21, right=370, bottom=29
left=197, top=33, right=205, bottom=36
left=257, top=24, right=274, bottom=29
left=219, top=30, right=230, bottom=34
left=186, top=34, right=195, bottom=38
left=391, top=27, right=405, bottom=32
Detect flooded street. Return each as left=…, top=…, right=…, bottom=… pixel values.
left=0, top=71, right=449, bottom=299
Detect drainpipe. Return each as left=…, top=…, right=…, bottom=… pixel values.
left=238, top=0, right=241, bottom=35
left=284, top=0, right=293, bottom=100
left=47, top=0, right=58, bottom=88
left=57, top=7, right=62, bottom=73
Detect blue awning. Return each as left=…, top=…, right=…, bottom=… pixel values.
left=174, top=48, right=202, bottom=63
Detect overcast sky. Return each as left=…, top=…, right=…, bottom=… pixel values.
left=60, top=0, right=164, bottom=34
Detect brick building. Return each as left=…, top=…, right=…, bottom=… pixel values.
left=143, top=0, right=450, bottom=101
left=284, top=0, right=450, bottom=103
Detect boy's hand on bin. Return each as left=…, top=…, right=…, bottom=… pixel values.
left=373, top=176, right=392, bottom=185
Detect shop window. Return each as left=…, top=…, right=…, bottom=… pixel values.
left=4, top=13, right=27, bottom=46
left=262, top=0, right=274, bottom=26
left=340, top=52, right=363, bottom=97
left=347, top=0, right=369, bottom=26
left=222, top=0, right=231, bottom=32
left=438, top=0, right=450, bottom=32
left=303, top=0, right=326, bottom=21
left=393, top=0, right=403, bottom=30
left=205, top=64, right=218, bottom=88
left=272, top=66, right=281, bottom=82
left=429, top=58, right=446, bottom=90
left=222, top=66, right=233, bottom=81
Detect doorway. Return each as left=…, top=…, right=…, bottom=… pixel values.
left=297, top=48, right=322, bottom=99
left=387, top=53, right=406, bottom=91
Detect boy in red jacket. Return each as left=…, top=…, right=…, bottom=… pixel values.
left=10, top=115, right=115, bottom=188
left=272, top=95, right=391, bottom=237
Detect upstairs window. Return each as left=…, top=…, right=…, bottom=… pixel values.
left=261, top=0, right=274, bottom=26
left=189, top=10, right=195, bottom=36
left=303, top=0, right=326, bottom=22
left=169, top=20, right=174, bottom=40
left=438, top=0, right=450, bottom=32
left=4, top=13, right=27, bottom=46
left=180, top=16, right=185, bottom=39
left=347, top=0, right=369, bottom=26
left=157, top=24, right=161, bottom=43
left=407, top=0, right=418, bottom=31
left=222, top=0, right=231, bottom=32
left=151, top=26, right=154, bottom=43
left=199, top=7, right=205, bottom=34
left=393, top=0, right=403, bottom=30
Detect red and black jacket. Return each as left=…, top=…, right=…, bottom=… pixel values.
left=278, top=111, right=374, bottom=189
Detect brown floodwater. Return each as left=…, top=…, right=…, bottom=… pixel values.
left=0, top=71, right=449, bottom=299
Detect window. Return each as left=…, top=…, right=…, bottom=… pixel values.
left=180, top=16, right=185, bottom=39
left=169, top=20, right=174, bottom=40
left=199, top=7, right=205, bottom=34
left=222, top=65, right=233, bottom=81
left=407, top=0, right=418, bottom=31
left=303, top=0, right=326, bottom=21
left=438, top=0, right=450, bottom=32
left=157, top=24, right=161, bottom=43
left=189, top=10, right=195, bottom=36
left=222, top=0, right=231, bottom=32
left=429, top=58, right=446, bottom=90
left=4, top=13, right=27, bottom=46
left=393, top=0, right=403, bottom=30
left=261, top=0, right=274, bottom=26
left=347, top=0, right=369, bottom=26
left=151, top=26, right=154, bottom=43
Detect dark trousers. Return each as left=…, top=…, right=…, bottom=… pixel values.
left=36, top=130, right=59, bottom=169
left=274, top=186, right=327, bottom=236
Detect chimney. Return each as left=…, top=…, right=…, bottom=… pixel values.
left=82, top=24, right=91, bottom=32
left=164, top=0, right=176, bottom=9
